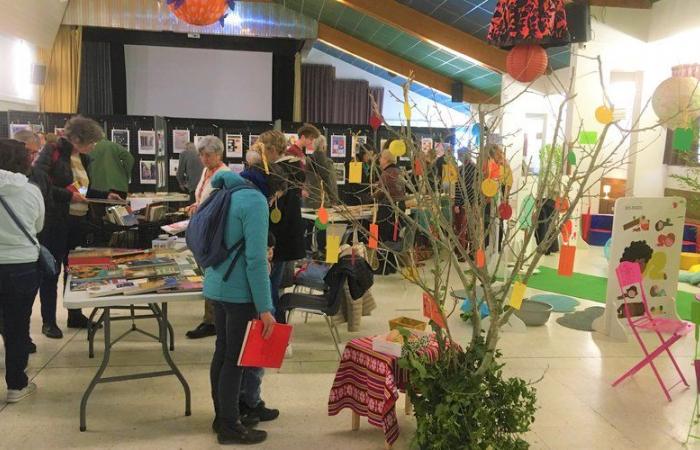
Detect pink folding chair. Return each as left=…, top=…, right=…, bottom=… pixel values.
left=612, top=261, right=692, bottom=401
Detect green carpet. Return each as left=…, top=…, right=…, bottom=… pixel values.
left=526, top=267, right=698, bottom=321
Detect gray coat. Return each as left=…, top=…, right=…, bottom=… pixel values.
left=176, top=148, right=204, bottom=193
left=304, top=149, right=338, bottom=209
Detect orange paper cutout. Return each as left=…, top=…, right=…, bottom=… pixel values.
left=422, top=292, right=446, bottom=328
left=476, top=248, right=485, bottom=268
left=368, top=223, right=379, bottom=249
left=558, top=245, right=576, bottom=276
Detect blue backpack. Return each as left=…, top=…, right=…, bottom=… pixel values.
left=186, top=183, right=256, bottom=281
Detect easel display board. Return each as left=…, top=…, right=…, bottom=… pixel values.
left=593, top=197, right=686, bottom=341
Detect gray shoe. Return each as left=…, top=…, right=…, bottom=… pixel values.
left=7, top=382, right=37, bottom=403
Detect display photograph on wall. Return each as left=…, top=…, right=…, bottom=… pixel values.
left=226, top=134, right=243, bottom=158
left=172, top=129, right=190, bottom=154
left=138, top=130, right=156, bottom=154
left=139, top=159, right=157, bottom=184
left=111, top=129, right=130, bottom=150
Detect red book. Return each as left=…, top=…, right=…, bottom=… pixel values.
left=238, top=320, right=293, bottom=369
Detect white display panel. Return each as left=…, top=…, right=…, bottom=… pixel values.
left=125, top=45, right=272, bottom=120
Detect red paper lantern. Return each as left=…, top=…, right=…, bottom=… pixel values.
left=506, top=45, right=548, bottom=83
left=369, top=114, right=383, bottom=131
left=169, top=0, right=230, bottom=26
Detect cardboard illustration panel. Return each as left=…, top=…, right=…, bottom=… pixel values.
left=593, top=197, right=686, bottom=340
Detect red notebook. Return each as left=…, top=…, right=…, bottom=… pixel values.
left=238, top=320, right=293, bottom=369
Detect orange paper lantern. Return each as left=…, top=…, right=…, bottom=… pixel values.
left=168, top=0, right=230, bottom=26
left=506, top=45, right=548, bottom=83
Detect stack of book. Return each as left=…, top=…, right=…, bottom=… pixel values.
left=106, top=205, right=138, bottom=226
left=145, top=203, right=166, bottom=222
left=68, top=248, right=203, bottom=297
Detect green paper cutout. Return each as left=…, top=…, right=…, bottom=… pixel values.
left=314, top=217, right=327, bottom=230
left=673, top=127, right=693, bottom=152
left=578, top=131, right=598, bottom=145
left=518, top=195, right=535, bottom=230
left=567, top=151, right=576, bottom=166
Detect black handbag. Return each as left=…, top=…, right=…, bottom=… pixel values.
left=0, top=195, right=58, bottom=277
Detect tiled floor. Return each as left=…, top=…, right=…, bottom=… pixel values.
left=1, top=246, right=700, bottom=449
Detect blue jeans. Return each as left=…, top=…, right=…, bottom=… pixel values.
left=270, top=261, right=286, bottom=323
left=240, top=367, right=264, bottom=408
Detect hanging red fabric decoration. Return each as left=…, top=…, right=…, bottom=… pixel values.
left=168, top=0, right=232, bottom=27
left=369, top=114, right=383, bottom=131
left=506, top=45, right=549, bottom=83
left=487, top=0, right=569, bottom=49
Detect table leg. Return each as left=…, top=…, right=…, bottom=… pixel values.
left=162, top=302, right=175, bottom=352
left=405, top=393, right=412, bottom=415
left=351, top=411, right=360, bottom=431
left=80, top=307, right=112, bottom=432
left=153, top=303, right=191, bottom=416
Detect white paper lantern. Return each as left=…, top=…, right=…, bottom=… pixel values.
left=651, top=76, right=700, bottom=129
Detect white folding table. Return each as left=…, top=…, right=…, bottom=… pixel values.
left=63, top=283, right=203, bottom=431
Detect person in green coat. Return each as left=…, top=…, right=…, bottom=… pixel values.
left=88, top=139, right=134, bottom=197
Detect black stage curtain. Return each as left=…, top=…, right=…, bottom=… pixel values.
left=78, top=41, right=113, bottom=115
left=332, top=79, right=369, bottom=124
left=302, top=64, right=335, bottom=123
left=273, top=52, right=295, bottom=122
left=110, top=42, right=127, bottom=115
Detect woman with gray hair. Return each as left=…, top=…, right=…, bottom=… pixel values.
left=33, top=116, right=120, bottom=336
left=186, top=135, right=231, bottom=339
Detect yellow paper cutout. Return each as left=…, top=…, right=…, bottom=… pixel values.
left=349, top=161, right=363, bottom=184
left=509, top=281, right=527, bottom=310
left=403, top=101, right=412, bottom=121
left=389, top=140, right=406, bottom=157
left=481, top=178, right=499, bottom=197
left=595, top=106, right=614, bottom=124
left=443, top=164, right=458, bottom=183
left=326, top=234, right=341, bottom=264
left=270, top=207, right=282, bottom=224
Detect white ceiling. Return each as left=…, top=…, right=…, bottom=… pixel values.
left=0, top=0, right=68, bottom=49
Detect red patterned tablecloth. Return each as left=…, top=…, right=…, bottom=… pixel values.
left=327, top=336, right=439, bottom=445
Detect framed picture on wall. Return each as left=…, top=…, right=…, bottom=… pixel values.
left=249, top=134, right=260, bottom=148
left=421, top=137, right=433, bottom=154
left=331, top=135, right=347, bottom=158
left=194, top=135, right=203, bottom=149
left=31, top=124, right=44, bottom=133
left=226, top=134, right=243, bottom=158
left=351, top=135, right=367, bottom=158
left=172, top=129, right=190, bottom=154
left=9, top=123, right=31, bottom=138
left=169, top=159, right=179, bottom=177
left=334, top=162, right=346, bottom=185
left=111, top=129, right=130, bottom=150
left=140, top=160, right=157, bottom=185
left=138, top=130, right=156, bottom=155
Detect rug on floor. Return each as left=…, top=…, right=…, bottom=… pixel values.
left=556, top=306, right=606, bottom=331
left=527, top=267, right=697, bottom=321
left=529, top=293, right=579, bottom=313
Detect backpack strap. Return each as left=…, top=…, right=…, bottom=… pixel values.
left=219, top=182, right=257, bottom=282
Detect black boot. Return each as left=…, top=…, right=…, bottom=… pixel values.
left=217, top=421, right=267, bottom=445
left=241, top=401, right=279, bottom=422
left=186, top=322, right=216, bottom=339
left=67, top=311, right=99, bottom=329
left=212, top=414, right=259, bottom=434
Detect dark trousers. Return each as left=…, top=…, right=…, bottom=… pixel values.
left=210, top=301, right=257, bottom=425
left=39, top=215, right=88, bottom=325
left=270, top=262, right=286, bottom=323
left=0, top=262, right=40, bottom=390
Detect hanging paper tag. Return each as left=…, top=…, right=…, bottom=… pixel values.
left=498, top=203, right=512, bottom=220
left=578, top=131, right=598, bottom=145
left=403, top=99, right=412, bottom=121
left=326, top=234, right=341, bottom=264
left=488, top=160, right=501, bottom=179
left=558, top=245, right=576, bottom=276
left=349, top=161, right=363, bottom=184
left=481, top=179, right=498, bottom=198
left=595, top=106, right=613, bottom=124
left=567, top=150, right=577, bottom=166
left=314, top=217, right=327, bottom=230
left=443, top=164, right=458, bottom=183
left=317, top=207, right=329, bottom=225
left=414, top=159, right=424, bottom=176
left=476, top=248, right=485, bottom=268
left=270, top=207, right=282, bottom=224
left=422, top=292, right=446, bottom=328
left=368, top=223, right=379, bottom=249
left=560, top=219, right=573, bottom=243
left=673, top=128, right=693, bottom=152
left=509, top=281, right=527, bottom=310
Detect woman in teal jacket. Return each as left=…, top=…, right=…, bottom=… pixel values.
left=204, top=170, right=276, bottom=446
